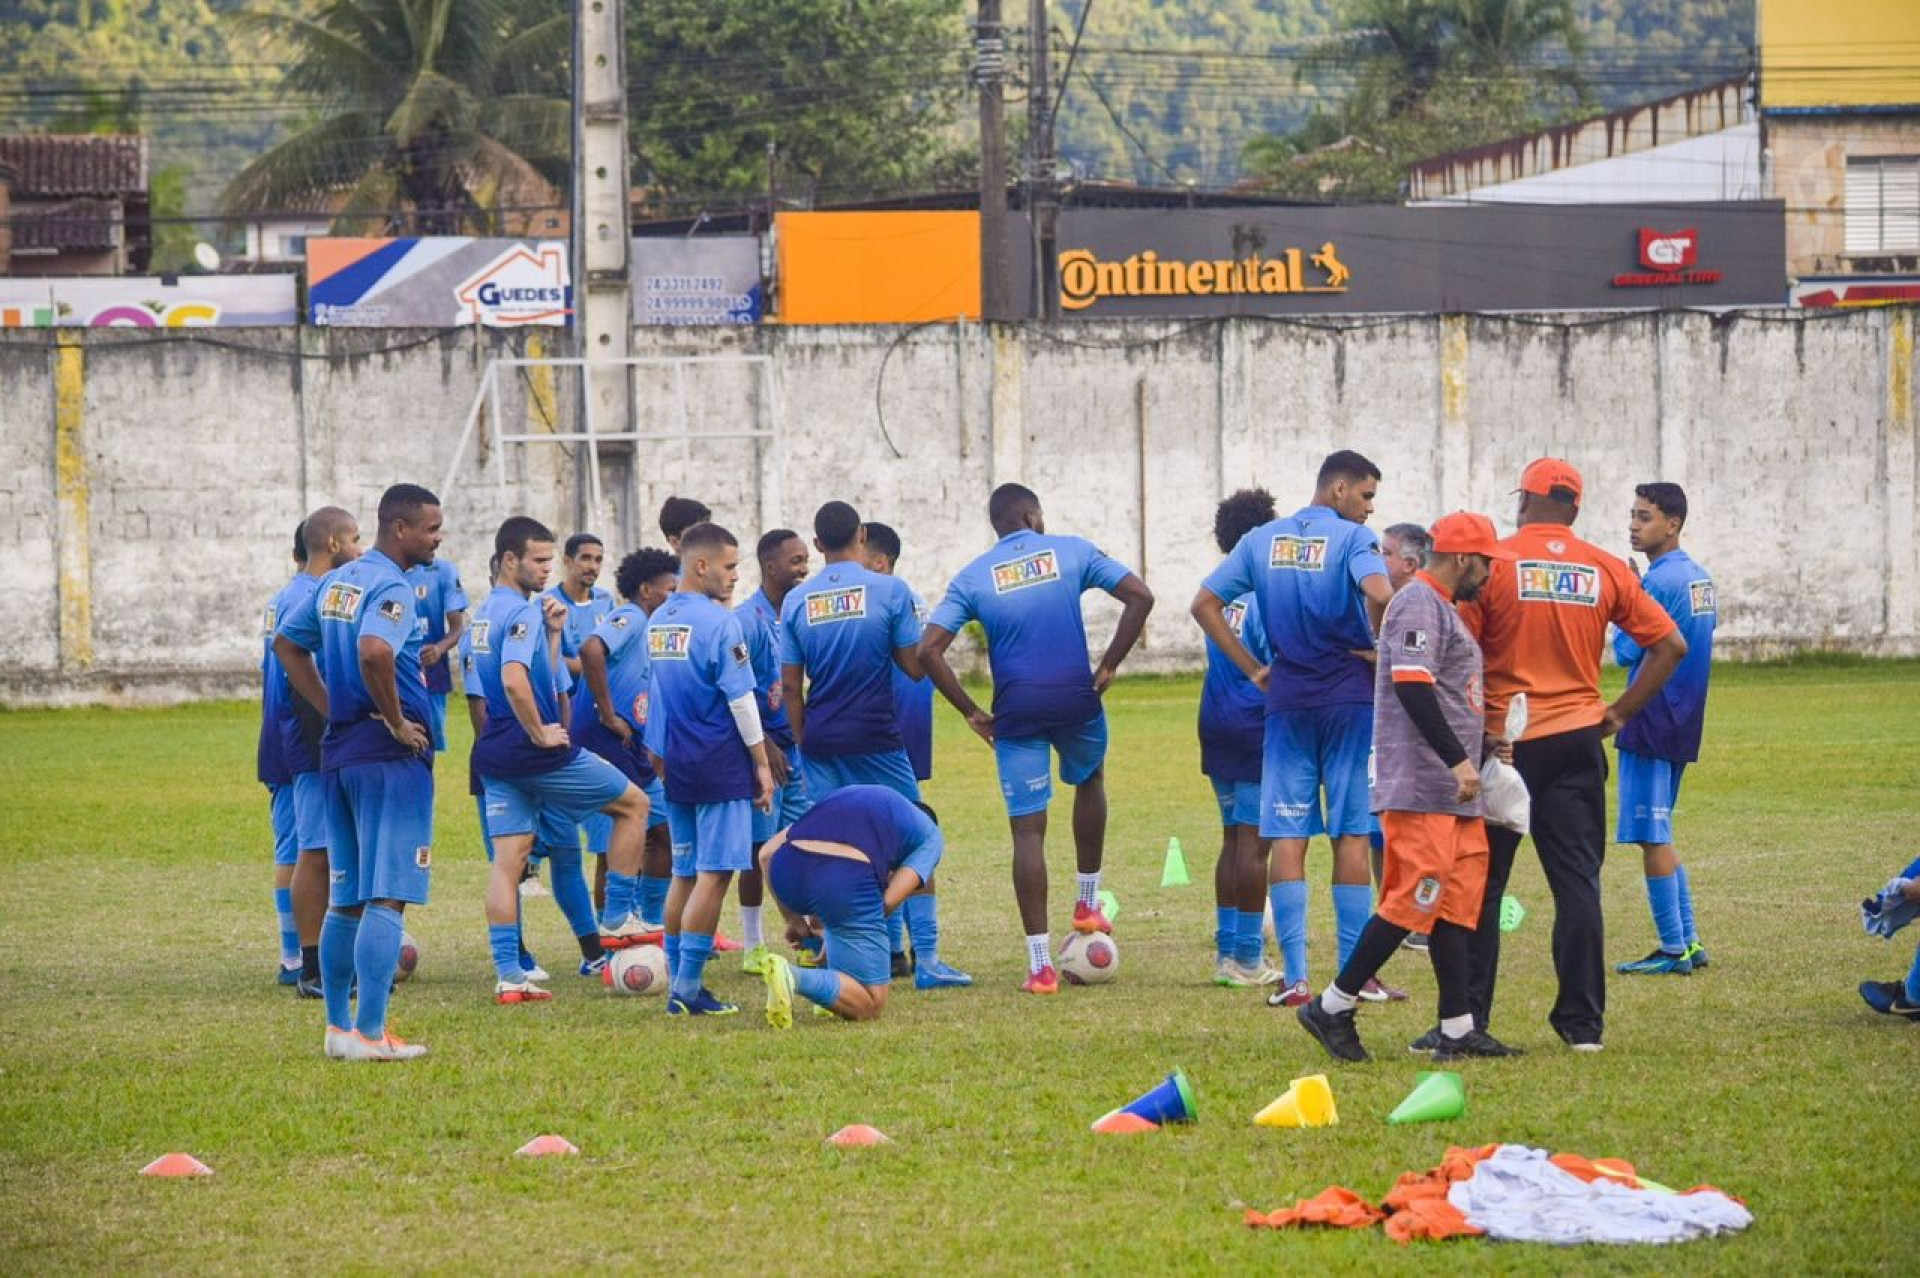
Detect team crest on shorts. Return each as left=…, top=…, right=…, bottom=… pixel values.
left=806, top=586, right=867, bottom=624
left=1414, top=876, right=1442, bottom=908
left=1688, top=579, right=1717, bottom=615
left=379, top=598, right=406, bottom=623
left=415, top=846, right=431, bottom=868
left=649, top=625, right=693, bottom=660
left=319, top=581, right=364, bottom=621
left=991, top=550, right=1060, bottom=593
left=1268, top=535, right=1328, bottom=571
left=1517, top=560, right=1599, bottom=606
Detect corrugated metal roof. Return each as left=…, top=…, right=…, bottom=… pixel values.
left=0, top=135, right=149, bottom=197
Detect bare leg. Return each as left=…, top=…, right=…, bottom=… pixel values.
left=1011, top=812, right=1049, bottom=934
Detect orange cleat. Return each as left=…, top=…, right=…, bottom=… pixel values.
left=1022, top=965, right=1060, bottom=995
left=1072, top=902, right=1114, bottom=935
left=713, top=932, right=745, bottom=953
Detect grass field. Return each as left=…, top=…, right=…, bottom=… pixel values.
left=2, top=661, right=1916, bottom=1272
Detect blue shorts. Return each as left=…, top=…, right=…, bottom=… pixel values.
left=803, top=749, right=920, bottom=803
left=475, top=794, right=497, bottom=862
left=753, top=745, right=814, bottom=843
left=269, top=784, right=298, bottom=867
left=995, top=715, right=1108, bottom=818
left=292, top=770, right=329, bottom=851
left=325, top=758, right=434, bottom=907
left=644, top=776, right=669, bottom=830
left=1261, top=703, right=1371, bottom=839
left=666, top=799, right=754, bottom=876
left=483, top=752, right=632, bottom=841
left=582, top=811, right=613, bottom=856
left=427, top=692, right=449, bottom=753
left=764, top=845, right=889, bottom=987
left=1209, top=777, right=1262, bottom=828
left=1616, top=750, right=1686, bottom=845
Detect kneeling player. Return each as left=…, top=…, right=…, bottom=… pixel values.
left=757, top=785, right=944, bottom=1024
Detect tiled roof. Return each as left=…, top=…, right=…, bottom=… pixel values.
left=11, top=200, right=123, bottom=252
left=0, top=135, right=149, bottom=197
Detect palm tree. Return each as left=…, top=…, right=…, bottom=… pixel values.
left=218, top=0, right=570, bottom=235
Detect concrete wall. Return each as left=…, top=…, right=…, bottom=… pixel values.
left=1, top=309, right=1915, bottom=705
left=1771, top=114, right=1920, bottom=278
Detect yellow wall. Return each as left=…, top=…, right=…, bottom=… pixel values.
left=775, top=212, right=980, bottom=324
left=1762, top=0, right=1920, bottom=108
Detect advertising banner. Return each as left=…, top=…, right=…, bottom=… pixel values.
left=308, top=237, right=571, bottom=326
left=633, top=235, right=763, bottom=325
left=0, top=275, right=298, bottom=327
left=776, top=212, right=980, bottom=324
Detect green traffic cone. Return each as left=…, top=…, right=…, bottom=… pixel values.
left=1160, top=837, right=1190, bottom=887
left=1499, top=894, right=1526, bottom=933
left=1096, top=889, right=1121, bottom=922
left=1387, top=1070, right=1465, bottom=1125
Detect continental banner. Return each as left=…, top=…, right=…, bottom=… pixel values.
left=1017, top=204, right=1785, bottom=317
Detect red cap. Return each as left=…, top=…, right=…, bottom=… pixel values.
left=1428, top=511, right=1516, bottom=560
left=1516, top=457, right=1583, bottom=502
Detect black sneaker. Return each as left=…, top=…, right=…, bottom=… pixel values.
left=1860, top=980, right=1920, bottom=1021
left=1433, top=1028, right=1524, bottom=1061
left=1296, top=995, right=1369, bottom=1063
left=1409, top=1025, right=1441, bottom=1054
left=890, top=950, right=914, bottom=980
left=294, top=973, right=324, bottom=1000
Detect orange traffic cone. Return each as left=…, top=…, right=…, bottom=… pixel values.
left=139, top=1153, right=212, bottom=1177
left=515, top=1134, right=580, bottom=1156
left=826, top=1124, right=891, bottom=1147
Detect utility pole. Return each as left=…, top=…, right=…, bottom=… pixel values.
left=1027, top=0, right=1058, bottom=320
left=976, top=0, right=1011, bottom=321
left=572, top=0, right=636, bottom=543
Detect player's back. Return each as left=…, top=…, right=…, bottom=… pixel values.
left=780, top=562, right=915, bottom=756
left=644, top=591, right=754, bottom=803
left=786, top=784, right=935, bottom=883
left=893, top=585, right=935, bottom=779
left=1198, top=590, right=1268, bottom=775
left=1618, top=549, right=1716, bottom=762
left=1233, top=507, right=1380, bottom=710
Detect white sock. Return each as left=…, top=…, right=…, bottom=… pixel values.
left=1320, top=982, right=1358, bottom=1014
left=1076, top=873, right=1100, bottom=908
left=1026, top=933, right=1052, bottom=974
left=740, top=906, right=763, bottom=949
left=1440, top=1013, right=1475, bottom=1040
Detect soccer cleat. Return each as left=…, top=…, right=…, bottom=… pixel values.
left=1071, top=902, right=1114, bottom=935
left=578, top=955, right=608, bottom=979
left=523, top=964, right=551, bottom=983
left=1213, top=958, right=1258, bottom=988
left=1358, top=977, right=1409, bottom=1003
left=518, top=865, right=547, bottom=897
left=1401, top=931, right=1430, bottom=953
left=598, top=912, right=651, bottom=951
left=1248, top=961, right=1287, bottom=987
left=666, top=987, right=740, bottom=1017
left=1409, top=1026, right=1442, bottom=1054
left=913, top=959, right=973, bottom=989
left=1568, top=1041, right=1605, bottom=1053
left=763, top=953, right=796, bottom=1029
left=338, top=1029, right=428, bottom=1062
left=277, top=963, right=301, bottom=986
left=1266, top=979, right=1313, bottom=1009
left=1296, top=995, right=1370, bottom=1063
left=1616, top=947, right=1693, bottom=975
left=713, top=932, right=744, bottom=953
left=1685, top=942, right=1711, bottom=970
left=889, top=950, right=915, bottom=980
left=1859, top=980, right=1920, bottom=1021
left=741, top=945, right=772, bottom=976
left=1433, top=1028, right=1525, bottom=1061
left=323, top=1025, right=352, bottom=1059
left=494, top=979, right=553, bottom=1005
left=295, top=973, right=325, bottom=1000
left=1021, top=965, right=1060, bottom=995
left=794, top=941, right=827, bottom=969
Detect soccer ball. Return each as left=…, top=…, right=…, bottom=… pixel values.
left=603, top=944, right=669, bottom=996
left=1058, top=931, right=1119, bottom=985
left=393, top=932, right=419, bottom=983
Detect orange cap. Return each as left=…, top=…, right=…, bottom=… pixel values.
left=1429, top=511, right=1516, bottom=560
left=1517, top=457, right=1583, bottom=501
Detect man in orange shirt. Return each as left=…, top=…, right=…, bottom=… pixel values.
left=1454, top=459, right=1686, bottom=1052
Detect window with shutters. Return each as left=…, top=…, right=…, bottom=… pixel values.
left=1845, top=157, right=1920, bottom=257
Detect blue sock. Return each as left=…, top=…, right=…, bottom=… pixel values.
left=1332, top=884, right=1373, bottom=970
left=794, top=964, right=841, bottom=1007
left=603, top=870, right=641, bottom=927
left=1214, top=906, right=1236, bottom=962
left=903, top=895, right=939, bottom=965
left=1676, top=864, right=1699, bottom=945
left=1235, top=909, right=1265, bottom=967
left=887, top=908, right=906, bottom=958
left=274, top=886, right=299, bottom=964
left=664, top=931, right=681, bottom=975
left=319, top=909, right=360, bottom=1030
left=673, top=931, right=715, bottom=1001
left=638, top=874, right=670, bottom=924
left=545, top=849, right=598, bottom=937
left=489, top=923, right=525, bottom=981
left=1270, top=881, right=1309, bottom=984
left=1645, top=872, right=1687, bottom=954
left=1905, top=943, right=1920, bottom=1004
left=351, top=905, right=405, bottom=1039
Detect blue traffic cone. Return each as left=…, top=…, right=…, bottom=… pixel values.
left=1102, top=1068, right=1198, bottom=1127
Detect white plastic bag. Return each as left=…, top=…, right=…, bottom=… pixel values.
left=1481, top=693, right=1531, bottom=832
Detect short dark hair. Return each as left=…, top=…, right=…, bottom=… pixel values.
left=495, top=515, right=555, bottom=560
left=1212, top=488, right=1275, bottom=554
left=377, top=483, right=439, bottom=529
left=564, top=532, right=604, bottom=559
left=988, top=482, right=1040, bottom=532
left=615, top=547, right=680, bottom=600
left=756, top=528, right=802, bottom=563
left=813, top=501, right=862, bottom=551
left=658, top=496, right=711, bottom=540
left=678, top=522, right=737, bottom=556
left=292, top=519, right=309, bottom=565
left=863, top=521, right=902, bottom=562
left=1316, top=450, right=1381, bottom=489
left=1635, top=482, right=1688, bottom=526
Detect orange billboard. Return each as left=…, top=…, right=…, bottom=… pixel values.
left=775, top=211, right=981, bottom=323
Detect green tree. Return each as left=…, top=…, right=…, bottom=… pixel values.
left=217, top=0, right=571, bottom=234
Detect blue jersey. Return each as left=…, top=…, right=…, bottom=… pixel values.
left=570, top=600, right=657, bottom=784
left=267, top=573, right=326, bottom=778
left=737, top=588, right=795, bottom=750
left=783, top=784, right=943, bottom=892
left=257, top=580, right=295, bottom=787
left=1198, top=590, right=1271, bottom=782
left=1616, top=548, right=1716, bottom=763
left=778, top=562, right=921, bottom=758
left=1202, top=505, right=1387, bottom=712
left=544, top=583, right=615, bottom=694
left=894, top=585, right=935, bottom=780
left=458, top=626, right=483, bottom=797
left=643, top=591, right=758, bottom=805
left=406, top=558, right=468, bottom=695
left=275, top=547, right=430, bottom=770
left=470, top=585, right=579, bottom=778
left=928, top=532, right=1133, bottom=739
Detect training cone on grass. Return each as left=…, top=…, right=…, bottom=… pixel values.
left=826, top=1124, right=891, bottom=1148
left=139, top=1153, right=212, bottom=1178
left=1253, top=1073, right=1339, bottom=1128
left=515, top=1135, right=579, bottom=1157
left=1093, top=1068, right=1198, bottom=1131
left=1096, top=888, right=1121, bottom=922
left=1090, top=1111, right=1160, bottom=1134
left=1500, top=894, right=1526, bottom=932
left=1388, top=1070, right=1465, bottom=1125
left=1160, top=837, right=1191, bottom=887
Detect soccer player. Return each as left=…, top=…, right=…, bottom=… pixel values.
left=658, top=495, right=711, bottom=552
left=1197, top=489, right=1281, bottom=988
left=644, top=522, right=776, bottom=1016
left=1457, top=458, right=1686, bottom=1052
left=757, top=786, right=946, bottom=1025
left=540, top=533, right=617, bottom=900
left=1613, top=483, right=1717, bottom=975
left=1378, top=521, right=1431, bottom=959
left=259, top=522, right=308, bottom=985
left=736, top=529, right=813, bottom=974
left=469, top=517, right=652, bottom=1004
left=1295, top=512, right=1523, bottom=1064
left=273, top=483, right=443, bottom=1062
left=918, top=483, right=1154, bottom=994
left=1191, top=451, right=1395, bottom=1010
left=404, top=553, right=467, bottom=752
